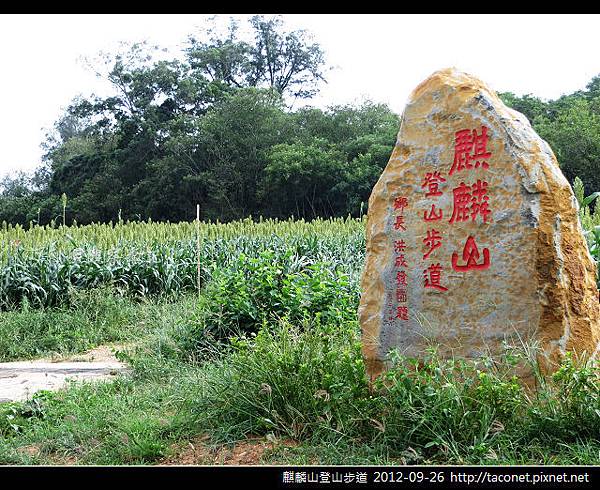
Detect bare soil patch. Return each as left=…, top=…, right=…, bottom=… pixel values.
left=160, top=435, right=299, bottom=465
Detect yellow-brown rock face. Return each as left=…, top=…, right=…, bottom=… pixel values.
left=359, top=68, right=600, bottom=382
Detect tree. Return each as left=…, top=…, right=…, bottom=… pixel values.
left=1, top=19, right=403, bottom=226
left=185, top=17, right=251, bottom=91
left=247, top=15, right=327, bottom=100
left=0, top=172, right=50, bottom=226
left=499, top=92, right=549, bottom=123
left=260, top=102, right=399, bottom=218
left=534, top=97, right=600, bottom=193
left=195, top=88, right=294, bottom=221
left=186, top=15, right=328, bottom=101
left=261, top=140, right=346, bottom=218
left=502, top=85, right=600, bottom=195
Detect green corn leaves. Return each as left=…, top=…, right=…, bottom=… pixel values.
left=0, top=217, right=366, bottom=311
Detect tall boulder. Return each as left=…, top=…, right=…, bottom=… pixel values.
left=359, top=68, right=600, bottom=381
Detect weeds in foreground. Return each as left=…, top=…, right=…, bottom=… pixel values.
left=0, top=288, right=153, bottom=361
left=184, top=316, right=600, bottom=464
left=1, top=296, right=598, bottom=465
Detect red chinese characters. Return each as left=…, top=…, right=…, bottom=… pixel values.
left=420, top=169, right=448, bottom=292
left=396, top=270, right=408, bottom=286
left=470, top=179, right=492, bottom=223
left=394, top=239, right=407, bottom=254
left=395, top=255, right=408, bottom=267
left=423, top=229, right=442, bottom=260
left=421, top=171, right=446, bottom=197
left=423, top=263, right=449, bottom=291
left=449, top=179, right=492, bottom=224
left=394, top=214, right=407, bottom=231
left=447, top=125, right=493, bottom=273
left=424, top=203, right=443, bottom=222
left=451, top=236, right=490, bottom=271
left=393, top=196, right=409, bottom=213
left=395, top=306, right=409, bottom=321
left=385, top=125, right=494, bottom=320
left=449, top=126, right=492, bottom=175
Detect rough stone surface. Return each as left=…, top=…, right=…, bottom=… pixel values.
left=0, top=359, right=127, bottom=403
left=359, top=68, right=600, bottom=382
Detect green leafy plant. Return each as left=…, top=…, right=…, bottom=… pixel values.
left=574, top=176, right=600, bottom=287
left=182, top=250, right=358, bottom=348
left=0, top=217, right=365, bottom=310
left=527, top=353, right=600, bottom=440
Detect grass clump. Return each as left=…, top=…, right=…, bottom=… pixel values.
left=0, top=374, right=199, bottom=465
left=184, top=315, right=600, bottom=465
left=370, top=352, right=527, bottom=463
left=187, top=317, right=370, bottom=444
left=0, top=288, right=150, bottom=361
left=0, top=267, right=597, bottom=466
left=0, top=291, right=206, bottom=465
left=527, top=353, right=600, bottom=440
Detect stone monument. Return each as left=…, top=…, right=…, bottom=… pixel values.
left=359, top=68, right=600, bottom=382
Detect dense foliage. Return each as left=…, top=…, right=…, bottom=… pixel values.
left=2, top=16, right=600, bottom=227
left=1, top=222, right=598, bottom=465
left=0, top=15, right=398, bottom=225
left=2, top=287, right=598, bottom=465
left=0, top=217, right=365, bottom=310
left=500, top=79, right=600, bottom=196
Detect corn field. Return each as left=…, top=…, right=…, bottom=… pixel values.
left=0, top=217, right=366, bottom=310
left=575, top=177, right=600, bottom=265
left=1, top=197, right=599, bottom=311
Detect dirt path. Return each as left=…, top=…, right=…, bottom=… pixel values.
left=159, top=435, right=300, bottom=465
left=0, top=344, right=129, bottom=403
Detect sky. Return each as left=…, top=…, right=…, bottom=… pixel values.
left=1, top=13, right=600, bottom=179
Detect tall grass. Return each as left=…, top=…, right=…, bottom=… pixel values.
left=184, top=315, right=599, bottom=464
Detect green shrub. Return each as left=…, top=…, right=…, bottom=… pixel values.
left=372, top=350, right=527, bottom=461
left=575, top=176, right=600, bottom=286
left=527, top=353, right=599, bottom=440
left=184, top=312, right=599, bottom=463
left=183, top=251, right=358, bottom=347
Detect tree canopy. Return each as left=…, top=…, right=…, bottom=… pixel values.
left=500, top=78, right=600, bottom=195
left=2, top=16, right=600, bottom=226
left=1, top=16, right=399, bottom=226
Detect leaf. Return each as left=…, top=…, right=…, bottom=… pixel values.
left=582, top=192, right=600, bottom=207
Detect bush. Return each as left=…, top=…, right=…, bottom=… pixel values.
left=372, top=350, right=527, bottom=461
left=184, top=313, right=599, bottom=463
left=527, top=353, right=600, bottom=440
left=182, top=251, right=358, bottom=349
